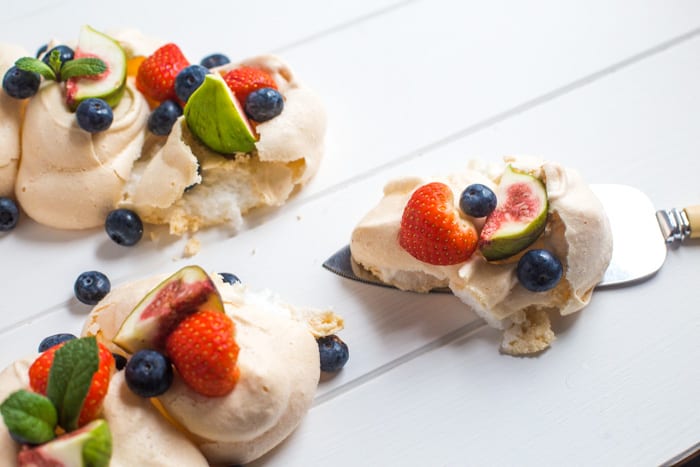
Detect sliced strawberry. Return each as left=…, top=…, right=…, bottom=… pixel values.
left=222, top=66, right=277, bottom=105
left=165, top=309, right=239, bottom=397
left=28, top=342, right=115, bottom=426
left=136, top=43, right=189, bottom=102
left=398, top=182, right=478, bottom=265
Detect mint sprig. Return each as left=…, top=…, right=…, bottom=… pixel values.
left=15, top=55, right=106, bottom=83
left=15, top=57, right=55, bottom=80
left=46, top=336, right=99, bottom=431
left=0, top=389, right=57, bottom=444
left=60, top=58, right=107, bottom=81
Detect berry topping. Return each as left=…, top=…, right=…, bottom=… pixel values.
left=74, top=271, right=111, bottom=305
left=398, top=182, right=478, bottom=265
left=200, top=53, right=230, bottom=69
left=219, top=272, right=241, bottom=285
left=124, top=349, right=174, bottom=398
left=104, top=208, right=143, bottom=246
left=460, top=183, right=497, bottom=218
left=112, top=353, right=127, bottom=371
left=147, top=99, right=182, bottom=135
left=245, top=87, right=284, bottom=123
left=174, top=64, right=209, bottom=102
left=2, top=66, right=40, bottom=99
left=0, top=197, right=20, bottom=231
left=165, top=309, right=240, bottom=397
left=222, top=66, right=277, bottom=105
left=516, top=249, right=563, bottom=292
left=75, top=98, right=113, bottom=133
left=41, top=45, right=74, bottom=69
left=136, top=43, right=189, bottom=102
left=317, top=335, right=349, bottom=372
left=29, top=339, right=115, bottom=428
left=38, top=333, right=77, bottom=352
left=35, top=44, right=48, bottom=58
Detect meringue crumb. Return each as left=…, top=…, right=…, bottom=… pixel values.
left=500, top=309, right=555, bottom=355
left=183, top=237, right=201, bottom=258
left=297, top=215, right=302, bottom=221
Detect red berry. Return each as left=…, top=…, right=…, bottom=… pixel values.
left=222, top=66, right=277, bottom=105
left=28, top=342, right=115, bottom=426
left=398, top=182, right=478, bottom=265
left=136, top=43, right=189, bottom=102
left=165, top=309, right=239, bottom=397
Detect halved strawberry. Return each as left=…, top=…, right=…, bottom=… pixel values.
left=28, top=342, right=115, bottom=426
left=398, top=182, right=478, bottom=265
left=222, top=66, right=277, bottom=105
left=136, top=43, right=189, bottom=102
left=165, top=309, right=239, bottom=397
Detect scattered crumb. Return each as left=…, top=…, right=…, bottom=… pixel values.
left=183, top=237, right=201, bottom=258
left=251, top=249, right=256, bottom=256
left=296, top=215, right=302, bottom=221
left=500, top=309, right=555, bottom=355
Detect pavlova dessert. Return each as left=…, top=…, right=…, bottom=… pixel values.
left=0, top=265, right=348, bottom=466
left=350, top=156, right=612, bottom=355
left=0, top=25, right=325, bottom=245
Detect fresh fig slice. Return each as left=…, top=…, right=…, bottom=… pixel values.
left=17, top=419, right=112, bottom=467
left=478, top=165, right=548, bottom=261
left=114, top=265, right=224, bottom=353
left=65, top=25, right=127, bottom=110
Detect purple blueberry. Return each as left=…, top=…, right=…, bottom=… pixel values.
left=75, top=98, right=113, bottom=133
left=74, top=271, right=111, bottom=305
left=516, top=249, right=563, bottom=292
left=460, top=184, right=497, bottom=218
left=105, top=209, right=143, bottom=246
left=318, top=335, right=349, bottom=372
left=245, top=87, right=284, bottom=122
left=2, top=66, right=40, bottom=99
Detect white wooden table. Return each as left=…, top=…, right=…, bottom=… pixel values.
left=1, top=2, right=700, bottom=465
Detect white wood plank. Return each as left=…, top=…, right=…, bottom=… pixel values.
left=0, top=1, right=698, bottom=330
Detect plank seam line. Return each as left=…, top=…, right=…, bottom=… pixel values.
left=271, top=0, right=418, bottom=54
left=290, top=25, right=700, bottom=211
left=312, top=318, right=487, bottom=408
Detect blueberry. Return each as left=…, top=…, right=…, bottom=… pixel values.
left=113, top=353, right=128, bottom=371
left=38, top=333, right=77, bottom=352
left=219, top=272, right=241, bottom=285
left=75, top=98, right=113, bottom=133
left=245, top=88, right=284, bottom=122
left=41, top=45, right=74, bottom=69
left=105, top=209, right=143, bottom=246
left=174, top=65, right=209, bottom=102
left=35, top=44, right=48, bottom=58
left=2, top=66, right=40, bottom=99
left=0, top=197, right=19, bottom=231
left=200, top=53, right=230, bottom=69
left=125, top=349, right=173, bottom=397
left=148, top=100, right=182, bottom=135
left=74, top=271, right=111, bottom=305
left=317, top=335, right=349, bottom=372
left=516, top=249, right=563, bottom=292
left=459, top=184, right=497, bottom=218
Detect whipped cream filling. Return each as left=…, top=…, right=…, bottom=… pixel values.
left=15, top=80, right=150, bottom=229
left=81, top=272, right=339, bottom=464
left=351, top=156, right=613, bottom=353
left=0, top=33, right=325, bottom=234
left=0, top=44, right=28, bottom=198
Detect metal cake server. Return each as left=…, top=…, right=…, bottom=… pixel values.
left=323, top=184, right=699, bottom=290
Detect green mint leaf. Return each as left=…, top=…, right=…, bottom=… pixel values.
left=82, top=419, right=112, bottom=467
left=60, top=58, right=107, bottom=81
left=0, top=390, right=57, bottom=444
left=15, top=57, right=55, bottom=81
left=46, top=336, right=99, bottom=431
left=48, top=49, right=63, bottom=76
